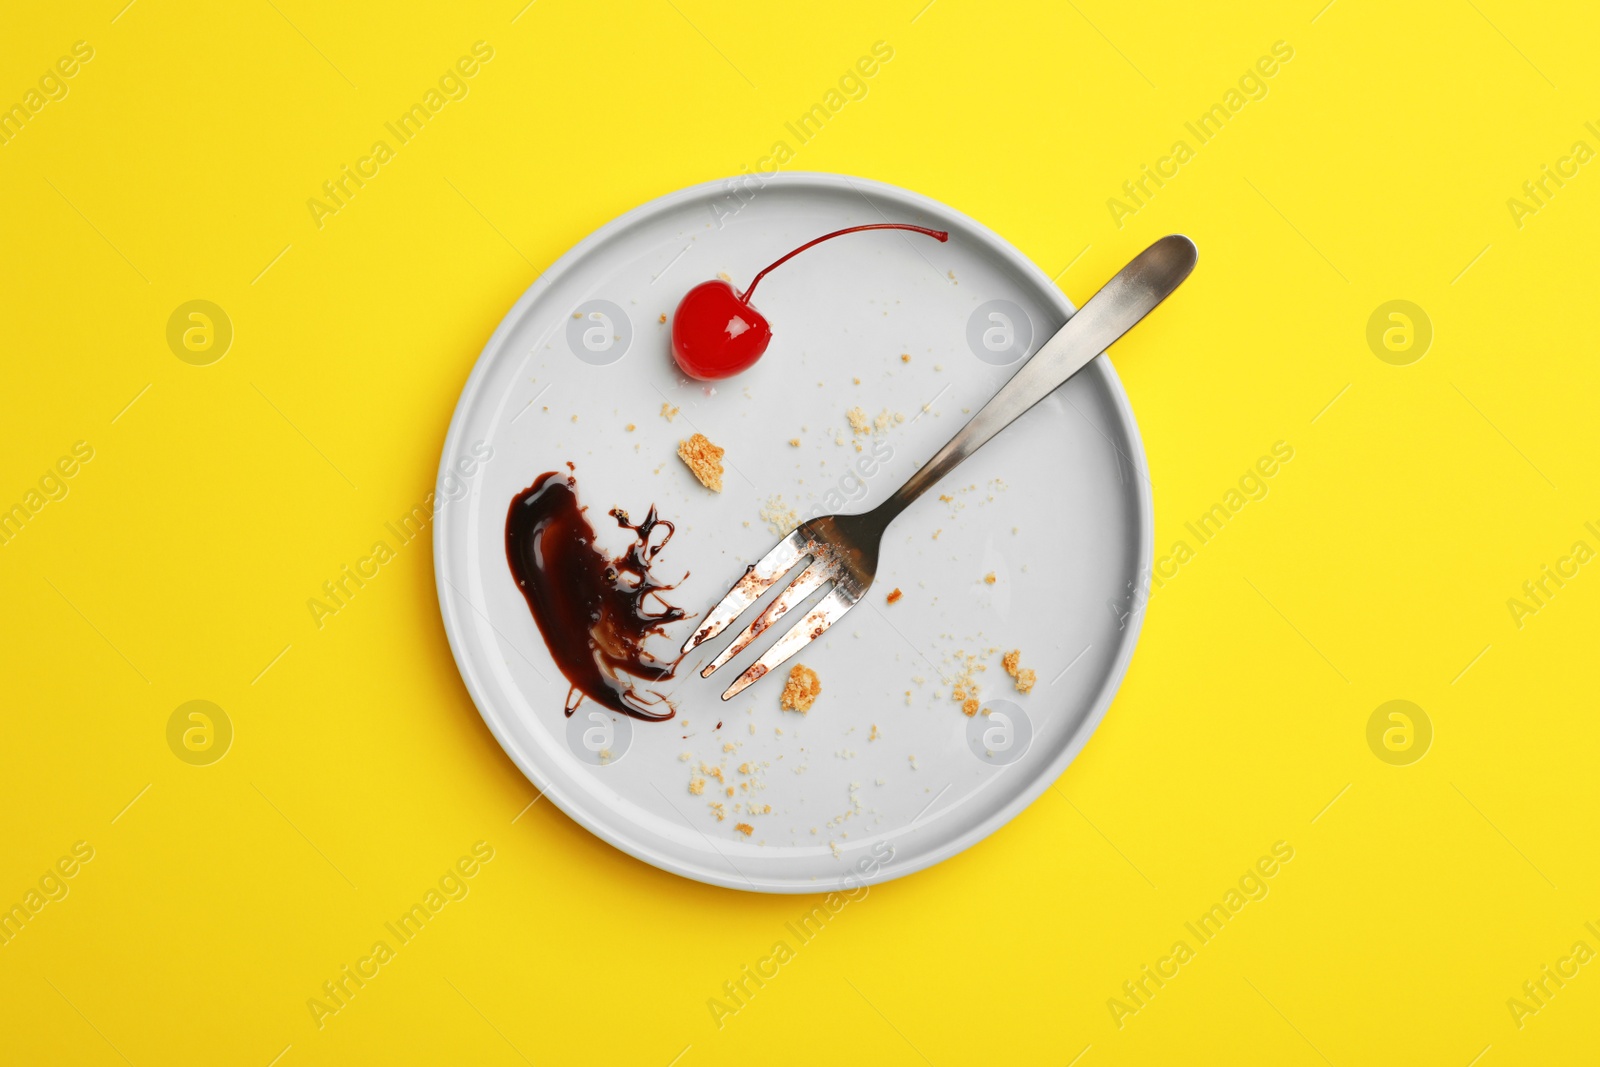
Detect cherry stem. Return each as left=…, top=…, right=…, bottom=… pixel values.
left=740, top=223, right=949, bottom=303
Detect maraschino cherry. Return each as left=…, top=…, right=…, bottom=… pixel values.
left=671, top=223, right=949, bottom=381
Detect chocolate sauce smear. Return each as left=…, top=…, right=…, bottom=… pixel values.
left=505, top=471, right=687, bottom=721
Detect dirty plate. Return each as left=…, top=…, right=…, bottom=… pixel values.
left=434, top=172, right=1152, bottom=892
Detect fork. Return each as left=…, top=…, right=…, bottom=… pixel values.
left=683, top=234, right=1199, bottom=701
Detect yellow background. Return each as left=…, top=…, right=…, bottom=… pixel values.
left=3, top=0, right=1598, bottom=1063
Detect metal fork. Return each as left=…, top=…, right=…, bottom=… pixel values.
left=683, top=234, right=1199, bottom=701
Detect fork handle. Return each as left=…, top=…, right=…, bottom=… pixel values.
left=873, top=234, right=1197, bottom=525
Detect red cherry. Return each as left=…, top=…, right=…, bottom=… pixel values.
left=670, top=223, right=949, bottom=381
left=671, top=280, right=772, bottom=381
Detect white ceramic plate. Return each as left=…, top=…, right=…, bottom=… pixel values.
left=435, top=173, right=1152, bottom=892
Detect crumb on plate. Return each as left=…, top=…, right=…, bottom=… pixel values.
left=780, top=664, right=821, bottom=713
left=1003, top=648, right=1037, bottom=693
left=759, top=494, right=799, bottom=535
left=677, top=432, right=725, bottom=492
left=886, top=587, right=903, bottom=604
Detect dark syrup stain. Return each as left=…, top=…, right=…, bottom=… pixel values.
left=505, top=470, right=687, bottom=721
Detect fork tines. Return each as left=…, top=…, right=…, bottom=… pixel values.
left=682, top=526, right=860, bottom=701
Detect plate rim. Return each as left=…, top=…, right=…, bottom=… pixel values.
left=434, top=170, right=1154, bottom=893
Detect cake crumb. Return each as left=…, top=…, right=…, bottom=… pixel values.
left=759, top=494, right=799, bottom=535
left=868, top=724, right=879, bottom=742
left=846, top=406, right=871, bottom=435
left=780, top=664, right=821, bottom=713
left=1003, top=649, right=1037, bottom=693
left=689, top=778, right=705, bottom=795
left=734, top=822, right=754, bottom=836
left=625, top=423, right=636, bottom=432
left=659, top=313, right=668, bottom=324
left=677, top=433, right=725, bottom=492
left=901, top=353, right=911, bottom=363
left=886, top=587, right=903, bottom=604
left=984, top=572, right=997, bottom=585
left=788, top=438, right=801, bottom=447
left=948, top=650, right=987, bottom=715
left=660, top=402, right=679, bottom=422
